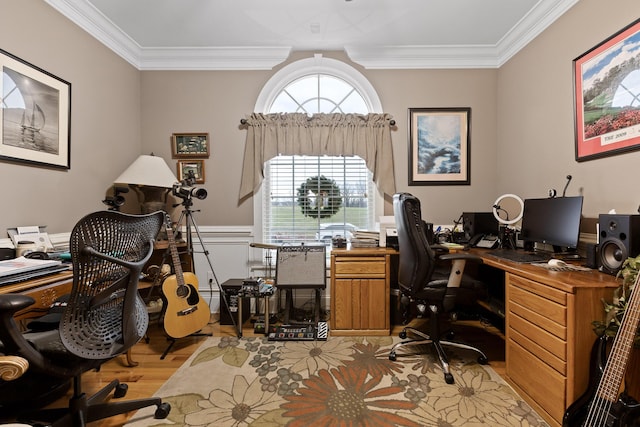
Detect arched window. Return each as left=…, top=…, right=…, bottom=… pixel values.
left=254, top=55, right=384, bottom=247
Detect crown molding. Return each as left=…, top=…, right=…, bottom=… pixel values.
left=344, top=45, right=500, bottom=69
left=45, top=0, right=578, bottom=70
left=346, top=0, right=579, bottom=69
left=495, top=0, right=580, bottom=67
left=45, top=0, right=142, bottom=67
left=138, top=47, right=292, bottom=71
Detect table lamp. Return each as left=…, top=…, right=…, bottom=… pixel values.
left=114, top=154, right=177, bottom=213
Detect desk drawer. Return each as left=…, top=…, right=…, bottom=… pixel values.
left=508, top=340, right=566, bottom=423
left=509, top=317, right=566, bottom=373
left=509, top=279, right=567, bottom=331
left=334, top=259, right=386, bottom=276
left=508, top=273, right=567, bottom=305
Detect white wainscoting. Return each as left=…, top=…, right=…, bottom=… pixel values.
left=186, top=225, right=256, bottom=314
left=189, top=226, right=331, bottom=320
left=1, top=227, right=332, bottom=321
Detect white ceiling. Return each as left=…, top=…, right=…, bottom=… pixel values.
left=45, top=0, right=579, bottom=70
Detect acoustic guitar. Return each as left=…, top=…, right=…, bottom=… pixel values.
left=161, top=215, right=210, bottom=339
left=563, top=270, right=640, bottom=426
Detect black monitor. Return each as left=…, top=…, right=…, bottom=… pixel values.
left=520, top=196, right=584, bottom=252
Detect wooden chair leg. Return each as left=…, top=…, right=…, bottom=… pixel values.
left=123, top=349, right=138, bottom=367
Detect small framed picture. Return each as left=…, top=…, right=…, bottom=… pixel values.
left=177, top=159, right=205, bottom=184
left=172, top=133, right=210, bottom=158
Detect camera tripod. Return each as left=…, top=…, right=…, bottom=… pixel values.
left=159, top=195, right=236, bottom=358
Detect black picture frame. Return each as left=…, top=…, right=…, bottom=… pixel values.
left=0, top=48, right=71, bottom=169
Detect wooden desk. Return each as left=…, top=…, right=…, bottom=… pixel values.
left=0, top=270, right=73, bottom=321
left=330, top=247, right=397, bottom=336
left=472, top=249, right=619, bottom=427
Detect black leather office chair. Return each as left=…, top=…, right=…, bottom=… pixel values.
left=0, top=210, right=171, bottom=425
left=389, top=193, right=488, bottom=384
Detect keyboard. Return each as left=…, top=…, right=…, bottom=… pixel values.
left=486, top=249, right=552, bottom=264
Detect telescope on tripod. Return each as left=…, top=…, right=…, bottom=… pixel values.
left=172, top=171, right=207, bottom=201
left=159, top=171, right=236, bottom=356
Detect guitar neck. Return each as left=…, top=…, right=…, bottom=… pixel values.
left=597, top=272, right=640, bottom=402
left=165, top=216, right=185, bottom=284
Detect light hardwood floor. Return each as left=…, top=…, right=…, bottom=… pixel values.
left=39, top=314, right=505, bottom=426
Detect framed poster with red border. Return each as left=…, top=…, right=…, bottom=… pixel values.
left=574, top=18, right=640, bottom=161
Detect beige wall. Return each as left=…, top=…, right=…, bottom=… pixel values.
left=497, top=0, right=640, bottom=222
left=1, top=0, right=639, bottom=234
left=140, top=51, right=498, bottom=226
left=0, top=0, right=142, bottom=233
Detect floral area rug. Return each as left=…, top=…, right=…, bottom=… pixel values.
left=126, top=334, right=549, bottom=427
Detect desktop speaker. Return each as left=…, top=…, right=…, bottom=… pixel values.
left=462, top=212, right=499, bottom=241
left=585, top=243, right=599, bottom=269
left=598, top=214, right=640, bottom=275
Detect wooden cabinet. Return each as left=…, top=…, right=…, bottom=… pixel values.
left=500, top=268, right=617, bottom=427
left=330, top=248, right=395, bottom=336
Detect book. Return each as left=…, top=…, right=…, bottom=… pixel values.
left=0, top=256, right=62, bottom=278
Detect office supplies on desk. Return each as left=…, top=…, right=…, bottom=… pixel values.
left=471, top=234, right=499, bottom=249
left=7, top=225, right=54, bottom=252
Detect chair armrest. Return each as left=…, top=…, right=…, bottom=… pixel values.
left=0, top=294, right=77, bottom=378
left=437, top=253, right=483, bottom=289
left=0, top=294, right=35, bottom=315
left=82, top=238, right=156, bottom=270
left=439, top=253, right=483, bottom=264
left=0, top=355, right=29, bottom=381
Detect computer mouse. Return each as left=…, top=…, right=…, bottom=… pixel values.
left=548, top=258, right=568, bottom=268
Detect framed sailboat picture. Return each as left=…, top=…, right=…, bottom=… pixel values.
left=0, top=48, right=71, bottom=169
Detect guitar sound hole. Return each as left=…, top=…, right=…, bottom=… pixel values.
left=186, top=284, right=200, bottom=306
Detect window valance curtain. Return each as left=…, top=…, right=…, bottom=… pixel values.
left=239, top=112, right=396, bottom=200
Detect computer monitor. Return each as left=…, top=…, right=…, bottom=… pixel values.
left=520, top=196, right=584, bottom=253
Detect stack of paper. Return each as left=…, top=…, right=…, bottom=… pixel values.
left=350, top=230, right=380, bottom=248
left=0, top=256, right=68, bottom=285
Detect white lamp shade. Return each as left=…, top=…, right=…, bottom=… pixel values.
left=114, top=155, right=177, bottom=188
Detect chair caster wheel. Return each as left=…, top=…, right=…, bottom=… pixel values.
left=444, top=373, right=454, bottom=384
left=114, top=383, right=128, bottom=398
left=445, top=330, right=455, bottom=340
left=399, top=331, right=407, bottom=339
left=155, top=402, right=171, bottom=419
left=389, top=352, right=396, bottom=361
left=478, top=355, right=488, bottom=365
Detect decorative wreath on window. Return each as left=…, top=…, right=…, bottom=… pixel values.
left=297, top=175, right=342, bottom=219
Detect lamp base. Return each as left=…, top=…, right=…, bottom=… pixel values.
left=132, top=185, right=170, bottom=214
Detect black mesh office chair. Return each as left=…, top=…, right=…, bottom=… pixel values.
left=0, top=210, right=171, bottom=425
left=388, top=193, right=488, bottom=384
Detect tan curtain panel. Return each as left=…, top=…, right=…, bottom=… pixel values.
left=239, top=112, right=396, bottom=200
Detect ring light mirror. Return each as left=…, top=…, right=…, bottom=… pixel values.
left=493, top=194, right=524, bottom=225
